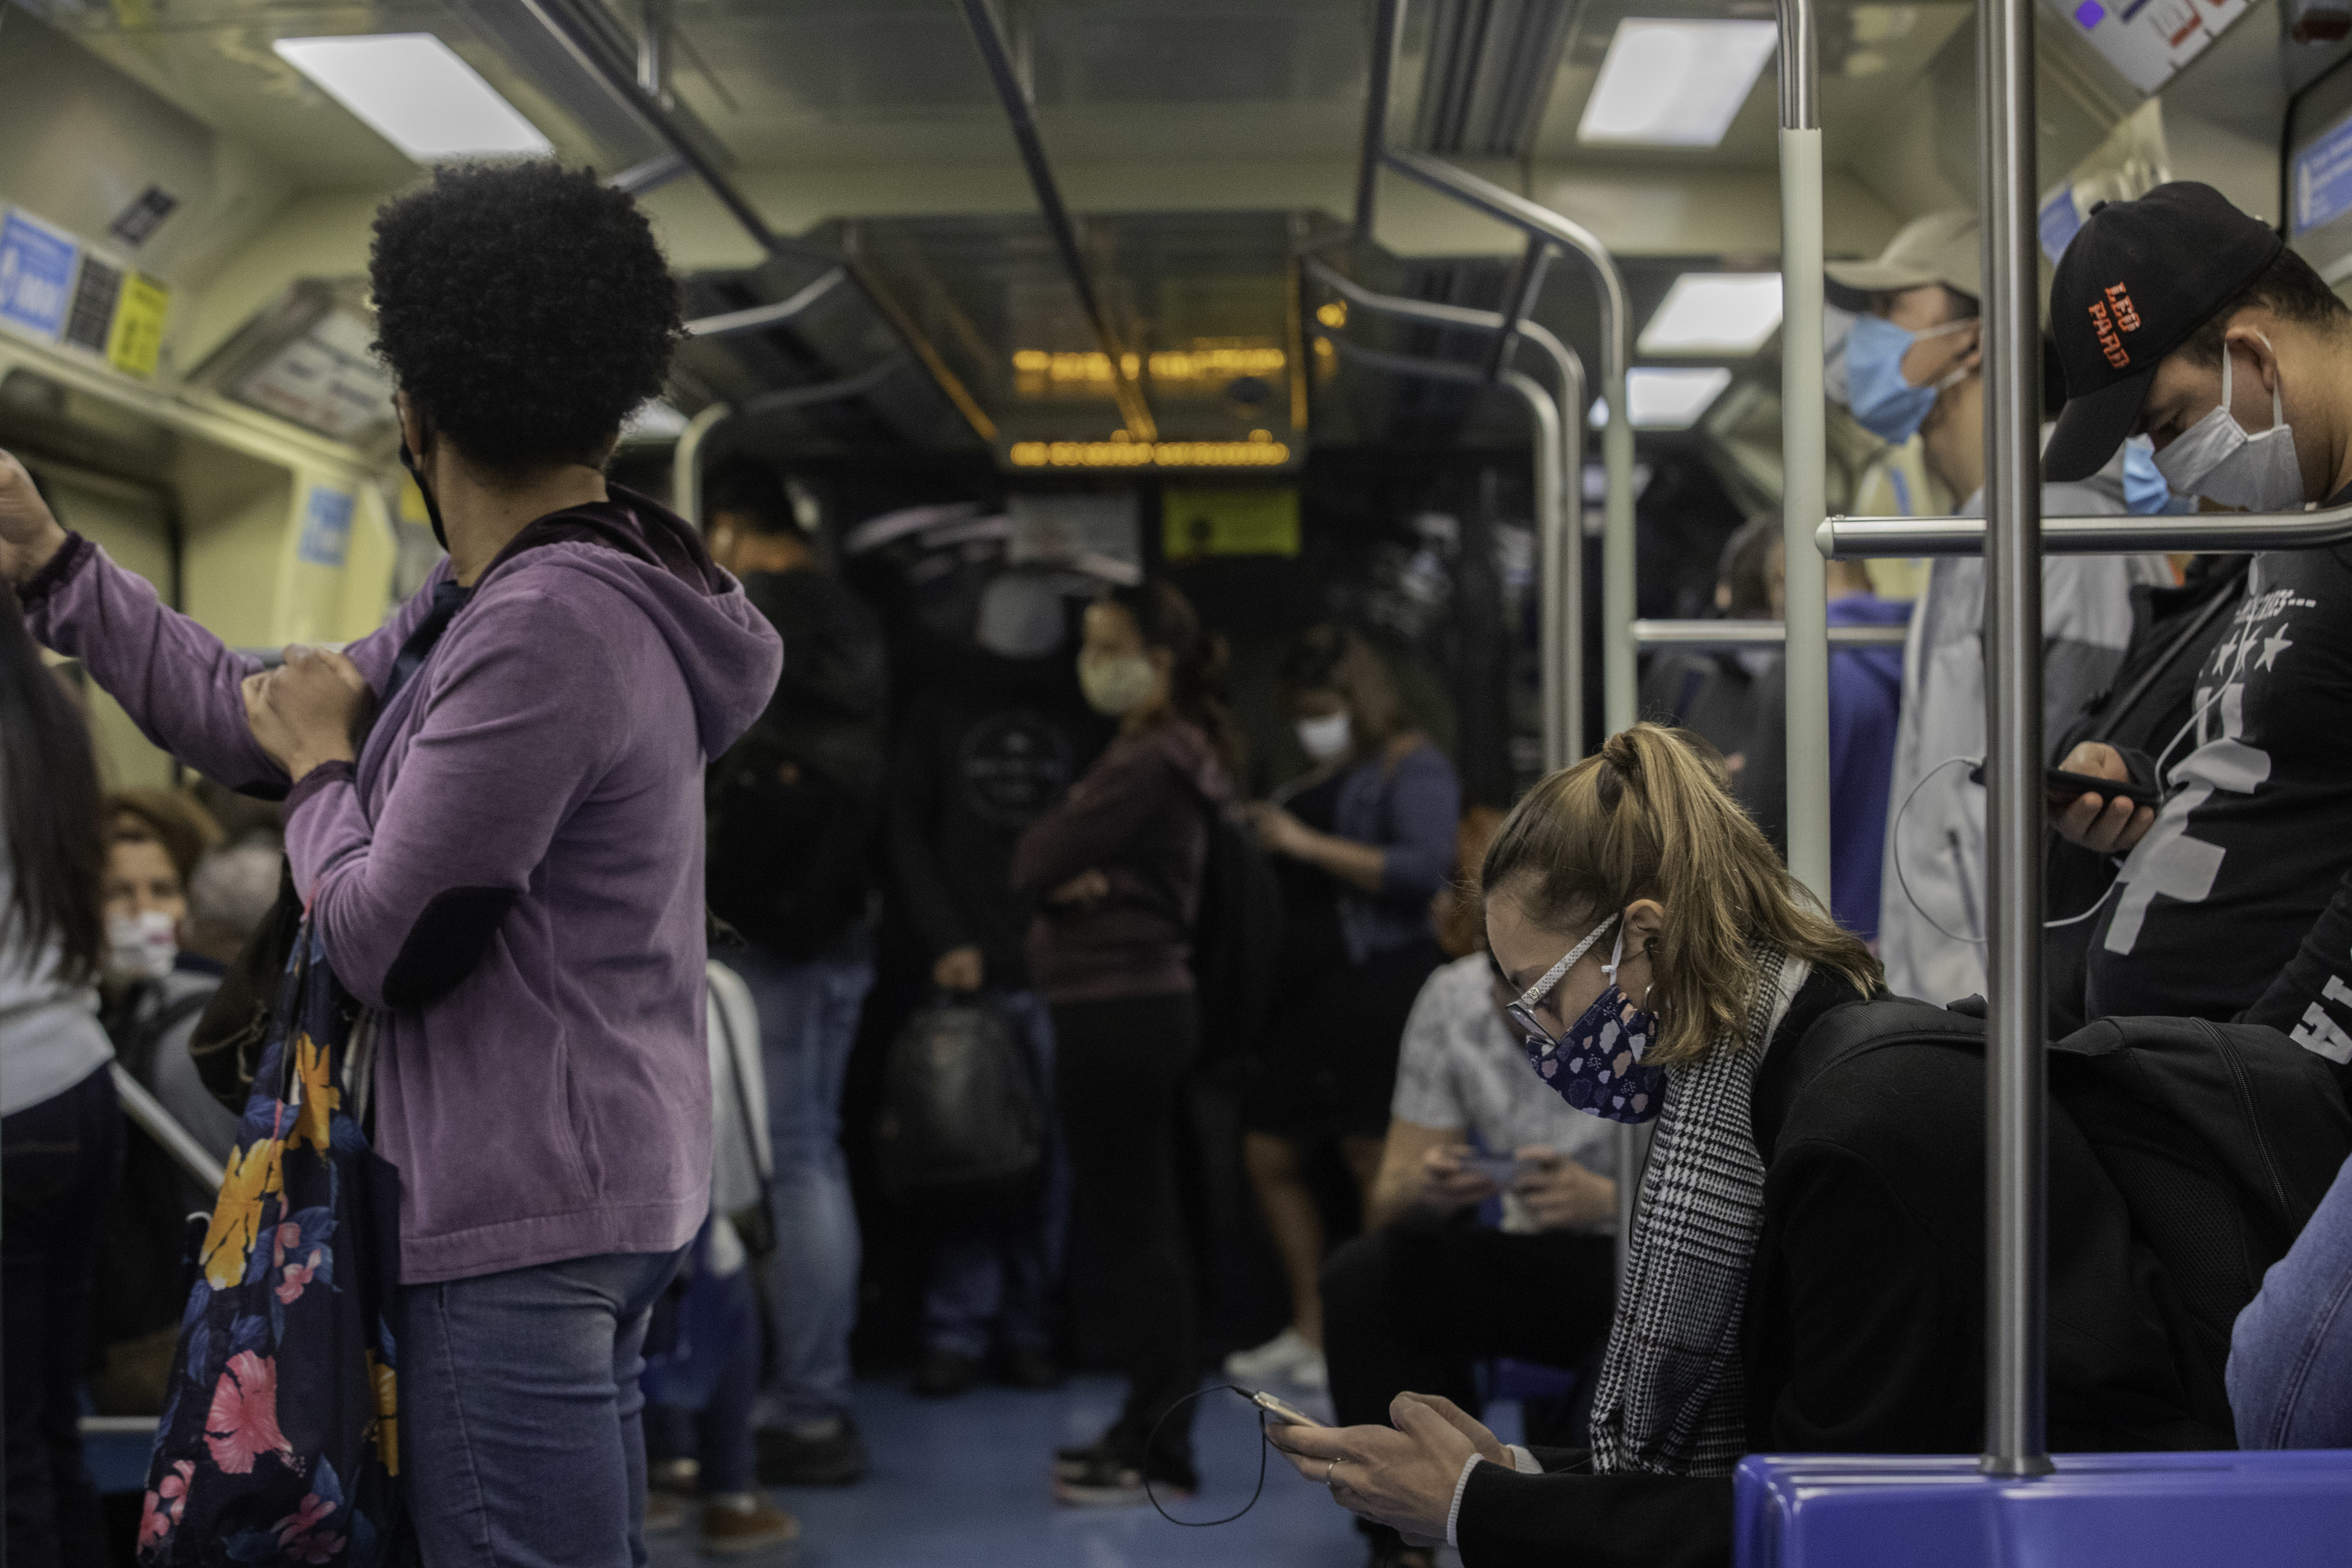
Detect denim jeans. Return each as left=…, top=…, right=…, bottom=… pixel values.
left=2231, top=1150, right=2352, bottom=1447
left=642, top=1219, right=762, bottom=1494
left=399, top=1248, right=686, bottom=1568
left=3, top=1065, right=121, bottom=1568
left=922, top=989, right=1068, bottom=1359
left=720, top=944, right=874, bottom=1427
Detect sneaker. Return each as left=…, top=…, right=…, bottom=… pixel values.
left=911, top=1348, right=980, bottom=1399
left=700, top=1495, right=801, bottom=1556
left=1289, top=1347, right=1329, bottom=1390
left=1224, top=1327, right=1323, bottom=1384
left=643, top=1490, right=688, bottom=1536
left=755, top=1418, right=868, bottom=1488
left=999, top=1347, right=1067, bottom=1391
left=1051, top=1443, right=1197, bottom=1508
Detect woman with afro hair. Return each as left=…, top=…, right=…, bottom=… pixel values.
left=0, top=162, right=784, bottom=1566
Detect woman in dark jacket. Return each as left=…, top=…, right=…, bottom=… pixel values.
left=1270, top=725, right=2231, bottom=1567
left=1226, top=626, right=1459, bottom=1391
left=1011, top=578, right=1235, bottom=1507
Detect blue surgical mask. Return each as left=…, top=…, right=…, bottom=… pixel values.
left=1520, top=926, right=1666, bottom=1124
left=2121, top=436, right=2191, bottom=516
left=1838, top=313, right=1976, bottom=446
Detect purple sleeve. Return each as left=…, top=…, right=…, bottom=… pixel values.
left=1377, top=747, right=1462, bottom=900
left=283, top=589, right=628, bottom=1011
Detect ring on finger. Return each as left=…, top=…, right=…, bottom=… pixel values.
left=1325, top=1458, right=1341, bottom=1489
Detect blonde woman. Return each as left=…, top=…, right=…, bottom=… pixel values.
left=1272, top=725, right=2228, bottom=1566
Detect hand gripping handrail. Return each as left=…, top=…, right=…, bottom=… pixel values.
left=1819, top=503, right=2352, bottom=558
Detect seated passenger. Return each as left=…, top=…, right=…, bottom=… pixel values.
left=1270, top=725, right=2231, bottom=1567
left=1231, top=625, right=1460, bottom=1391
left=0, top=161, right=782, bottom=1568
left=1321, top=813, right=1617, bottom=1568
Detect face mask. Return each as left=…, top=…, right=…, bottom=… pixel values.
left=2150, top=339, right=2304, bottom=512
left=107, top=910, right=178, bottom=983
left=1294, top=711, right=1353, bottom=763
left=2120, top=437, right=2189, bottom=516
left=1079, top=652, right=1157, bottom=716
left=398, top=436, right=450, bottom=552
left=1838, top=312, right=1976, bottom=446
left=1519, top=923, right=1667, bottom=1124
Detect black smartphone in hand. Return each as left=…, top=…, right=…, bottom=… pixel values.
left=1968, top=761, right=2163, bottom=811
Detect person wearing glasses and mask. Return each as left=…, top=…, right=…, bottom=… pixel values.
left=1826, top=210, right=2168, bottom=1002
left=1265, top=725, right=2231, bottom=1568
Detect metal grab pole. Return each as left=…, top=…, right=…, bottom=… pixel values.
left=112, top=1067, right=225, bottom=1194
left=1821, top=505, right=2352, bottom=557
left=1777, top=0, right=1831, bottom=904
left=1980, top=0, right=2054, bottom=1480
left=1375, top=149, right=1638, bottom=736
left=1633, top=619, right=1909, bottom=649
left=1301, top=258, right=1586, bottom=759
left=683, top=267, right=847, bottom=339
left=671, top=355, right=907, bottom=531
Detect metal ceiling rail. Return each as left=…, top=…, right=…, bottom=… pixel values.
left=957, top=0, right=1156, bottom=444
left=516, top=0, right=995, bottom=448
left=1373, top=148, right=1639, bottom=742
left=1777, top=0, right=1833, bottom=902
left=1301, top=254, right=1585, bottom=761
left=1354, top=0, right=1406, bottom=244
left=1632, top=620, right=1909, bottom=649
left=1819, top=505, right=2352, bottom=557
left=672, top=355, right=909, bottom=529
left=683, top=267, right=848, bottom=340
left=1312, top=321, right=1637, bottom=1286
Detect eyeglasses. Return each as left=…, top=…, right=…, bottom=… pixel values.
left=1504, top=914, right=1617, bottom=1052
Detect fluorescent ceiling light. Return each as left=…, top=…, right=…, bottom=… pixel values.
left=1579, top=20, right=1779, bottom=147
left=273, top=34, right=552, bottom=161
left=1639, top=273, right=1785, bottom=355
left=1589, top=368, right=1734, bottom=431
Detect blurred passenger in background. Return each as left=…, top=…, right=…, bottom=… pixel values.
left=1322, top=811, right=1616, bottom=1568
left=1227, top=625, right=1458, bottom=1391
left=702, top=458, right=889, bottom=1487
left=1, top=161, right=783, bottom=1568
left=1638, top=515, right=1782, bottom=823
left=889, top=571, right=1100, bottom=1398
left=1012, top=579, right=1236, bottom=1507
left=0, top=581, right=117, bottom=1568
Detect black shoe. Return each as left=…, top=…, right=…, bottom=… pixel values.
left=1051, top=1442, right=1197, bottom=1508
left=999, top=1346, right=1066, bottom=1390
left=912, top=1348, right=981, bottom=1398
left=755, top=1418, right=868, bottom=1487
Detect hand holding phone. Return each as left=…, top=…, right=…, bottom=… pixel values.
left=1967, top=760, right=2163, bottom=811
left=1240, top=1388, right=1327, bottom=1427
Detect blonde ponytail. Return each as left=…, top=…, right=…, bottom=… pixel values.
left=1481, top=723, right=1881, bottom=1066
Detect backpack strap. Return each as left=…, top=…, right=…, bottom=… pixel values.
left=1750, top=996, right=1987, bottom=1160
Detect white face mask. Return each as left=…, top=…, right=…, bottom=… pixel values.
left=1079, top=652, right=1157, bottom=717
left=2151, top=337, right=2305, bottom=512
left=1294, top=711, right=1354, bottom=763
left=107, top=910, right=178, bottom=983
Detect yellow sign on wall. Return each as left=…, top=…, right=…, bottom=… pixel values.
left=1162, top=487, right=1300, bottom=559
left=105, top=272, right=169, bottom=380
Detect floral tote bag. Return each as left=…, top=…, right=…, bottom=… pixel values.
left=137, top=918, right=405, bottom=1566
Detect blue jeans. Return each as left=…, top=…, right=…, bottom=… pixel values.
left=922, top=990, right=1068, bottom=1359
left=399, top=1247, right=686, bottom=1568
left=642, top=1220, right=762, bottom=1494
left=2231, top=1150, right=2352, bottom=1447
left=721, top=945, right=874, bottom=1427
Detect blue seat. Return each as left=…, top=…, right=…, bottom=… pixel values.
left=1735, top=1450, right=2352, bottom=1567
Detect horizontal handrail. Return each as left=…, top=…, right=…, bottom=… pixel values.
left=1633, top=619, right=1908, bottom=649
left=683, top=267, right=847, bottom=339
left=1818, top=502, right=2352, bottom=558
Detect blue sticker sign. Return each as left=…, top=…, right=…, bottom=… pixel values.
left=2294, top=113, right=2352, bottom=237
left=0, top=209, right=79, bottom=343
left=2039, top=186, right=2085, bottom=265
left=296, top=485, right=356, bottom=569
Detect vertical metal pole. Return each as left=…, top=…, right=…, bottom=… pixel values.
left=636, top=0, right=669, bottom=101
left=1509, top=369, right=1568, bottom=776
left=1978, top=0, right=2053, bottom=1481
left=1483, top=236, right=1553, bottom=382
left=1777, top=0, right=1831, bottom=902
left=1355, top=0, right=1404, bottom=243
left=1600, top=355, right=1637, bottom=736
left=674, top=402, right=732, bottom=530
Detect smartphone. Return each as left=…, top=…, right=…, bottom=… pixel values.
left=1966, top=761, right=2163, bottom=811
left=1240, top=1389, right=1327, bottom=1428
left=1459, top=1153, right=1527, bottom=1185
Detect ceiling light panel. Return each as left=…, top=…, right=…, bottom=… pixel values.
left=1590, top=368, right=1734, bottom=431
left=1578, top=20, right=1779, bottom=148
left=273, top=34, right=552, bottom=162
left=1639, top=273, right=1785, bottom=355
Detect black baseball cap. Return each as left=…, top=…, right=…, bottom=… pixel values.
left=2044, top=182, right=2282, bottom=482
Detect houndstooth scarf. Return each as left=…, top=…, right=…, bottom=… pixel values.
left=1587, top=943, right=1807, bottom=1477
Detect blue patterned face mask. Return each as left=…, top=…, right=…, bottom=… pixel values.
left=1511, top=920, right=1667, bottom=1124
left=1839, top=312, right=1975, bottom=446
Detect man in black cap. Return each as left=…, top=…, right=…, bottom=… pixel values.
left=2043, top=180, right=2352, bottom=1062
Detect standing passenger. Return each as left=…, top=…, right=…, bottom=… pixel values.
left=1012, top=579, right=1235, bottom=1506
left=1227, top=626, right=1458, bottom=1390
left=0, top=161, right=783, bottom=1568
left=700, top=461, right=889, bottom=1487
left=0, top=583, right=117, bottom=1568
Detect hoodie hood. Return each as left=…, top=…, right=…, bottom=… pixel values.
left=476, top=484, right=782, bottom=758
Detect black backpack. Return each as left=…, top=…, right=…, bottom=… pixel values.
left=1769, top=996, right=2352, bottom=1419
left=1190, top=800, right=1285, bottom=1067
left=872, top=995, right=1044, bottom=1219
left=705, top=727, right=880, bottom=961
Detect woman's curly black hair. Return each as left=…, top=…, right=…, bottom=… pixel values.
left=370, top=161, right=682, bottom=469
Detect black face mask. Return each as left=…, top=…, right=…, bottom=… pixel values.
left=397, top=436, right=449, bottom=553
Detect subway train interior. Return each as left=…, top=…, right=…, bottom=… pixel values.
left=11, top=0, right=2352, bottom=1564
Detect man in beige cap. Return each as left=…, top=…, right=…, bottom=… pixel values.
left=1823, top=210, right=2168, bottom=1005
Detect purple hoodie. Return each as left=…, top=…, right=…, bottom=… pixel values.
left=22, top=489, right=782, bottom=1284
